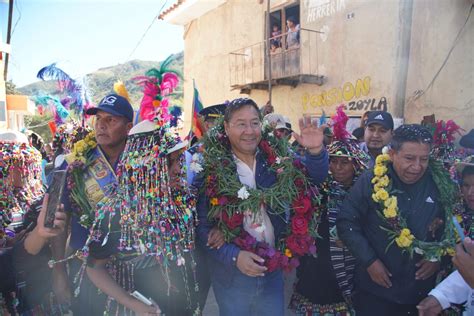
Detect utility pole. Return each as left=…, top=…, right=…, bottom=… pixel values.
left=4, top=0, right=14, bottom=81
left=266, top=0, right=272, bottom=104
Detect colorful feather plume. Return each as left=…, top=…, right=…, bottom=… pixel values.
left=36, top=63, right=89, bottom=116
left=133, top=55, right=182, bottom=124
left=32, top=95, right=70, bottom=125
left=433, top=120, right=462, bottom=146
left=331, top=105, right=350, bottom=141
left=113, top=80, right=130, bottom=101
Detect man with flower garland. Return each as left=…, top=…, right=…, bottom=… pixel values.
left=196, top=98, right=328, bottom=316
left=337, top=124, right=453, bottom=316
left=51, top=93, right=133, bottom=315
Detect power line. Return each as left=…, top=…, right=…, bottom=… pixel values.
left=124, top=0, right=169, bottom=63
left=11, top=0, right=21, bottom=37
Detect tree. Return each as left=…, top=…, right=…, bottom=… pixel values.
left=6, top=80, right=18, bottom=94
left=24, top=114, right=54, bottom=144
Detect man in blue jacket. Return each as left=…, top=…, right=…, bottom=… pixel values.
left=337, top=124, right=444, bottom=316
left=196, top=98, right=328, bottom=316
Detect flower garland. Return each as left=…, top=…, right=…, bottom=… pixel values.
left=371, top=150, right=461, bottom=260
left=66, top=131, right=98, bottom=227
left=200, top=121, right=322, bottom=272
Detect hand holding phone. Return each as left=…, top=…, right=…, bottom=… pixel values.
left=45, top=170, right=67, bottom=228
left=452, top=216, right=465, bottom=241
left=131, top=291, right=162, bottom=315
left=37, top=194, right=67, bottom=239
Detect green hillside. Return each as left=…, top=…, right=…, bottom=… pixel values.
left=18, top=52, right=184, bottom=108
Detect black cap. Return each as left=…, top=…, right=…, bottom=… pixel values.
left=199, top=103, right=227, bottom=121
left=86, top=94, right=134, bottom=122
left=460, top=129, right=474, bottom=149
left=365, top=111, right=394, bottom=130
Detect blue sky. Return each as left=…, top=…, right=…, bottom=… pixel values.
left=1, top=0, right=184, bottom=87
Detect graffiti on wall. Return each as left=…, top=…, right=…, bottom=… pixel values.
left=304, top=0, right=346, bottom=23
left=301, top=76, right=388, bottom=113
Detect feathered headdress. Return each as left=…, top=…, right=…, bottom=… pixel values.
left=113, top=80, right=131, bottom=102
left=328, top=105, right=369, bottom=172
left=36, top=63, right=92, bottom=116
left=331, top=105, right=350, bottom=141
left=133, top=55, right=182, bottom=126
left=32, top=95, right=70, bottom=125
left=431, top=119, right=463, bottom=163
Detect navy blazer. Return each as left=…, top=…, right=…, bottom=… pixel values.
left=196, top=149, right=328, bottom=286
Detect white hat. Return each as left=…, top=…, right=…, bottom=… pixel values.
left=264, top=113, right=292, bottom=131
left=0, top=130, right=29, bottom=143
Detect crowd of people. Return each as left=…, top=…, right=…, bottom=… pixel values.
left=0, top=67, right=473, bottom=316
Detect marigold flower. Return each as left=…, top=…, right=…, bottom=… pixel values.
left=377, top=175, right=389, bottom=187
left=395, top=228, right=415, bottom=248
left=383, top=207, right=397, bottom=218
left=210, top=197, right=219, bottom=206
left=285, top=248, right=292, bottom=258
left=374, top=165, right=387, bottom=177
left=375, top=154, right=391, bottom=165
left=375, top=189, right=389, bottom=201
left=384, top=196, right=397, bottom=209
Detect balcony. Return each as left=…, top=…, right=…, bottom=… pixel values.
left=229, top=28, right=325, bottom=93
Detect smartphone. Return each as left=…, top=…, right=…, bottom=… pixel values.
left=44, top=170, right=67, bottom=228
left=452, top=215, right=465, bottom=242
left=130, top=290, right=153, bottom=306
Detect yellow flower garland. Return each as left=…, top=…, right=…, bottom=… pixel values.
left=71, top=131, right=97, bottom=158
left=371, top=152, right=461, bottom=260
left=372, top=153, right=415, bottom=248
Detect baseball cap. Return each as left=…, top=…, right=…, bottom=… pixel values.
left=365, top=111, right=394, bottom=130
left=86, top=93, right=134, bottom=122
left=199, top=103, right=228, bottom=121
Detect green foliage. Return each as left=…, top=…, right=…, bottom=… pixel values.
left=6, top=80, right=18, bottom=94
left=24, top=113, right=54, bottom=143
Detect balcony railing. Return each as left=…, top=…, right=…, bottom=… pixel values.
left=229, top=28, right=325, bottom=90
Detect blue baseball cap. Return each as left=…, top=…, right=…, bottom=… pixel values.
left=365, top=111, right=394, bottom=130
left=86, top=93, right=134, bottom=122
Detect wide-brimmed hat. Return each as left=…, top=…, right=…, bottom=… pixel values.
left=456, top=155, right=474, bottom=175
left=460, top=129, right=474, bottom=149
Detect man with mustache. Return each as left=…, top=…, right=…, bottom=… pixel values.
left=51, top=94, right=133, bottom=315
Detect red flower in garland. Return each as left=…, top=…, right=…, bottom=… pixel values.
left=234, top=230, right=257, bottom=251
left=264, top=250, right=283, bottom=272
left=286, top=234, right=313, bottom=256
left=291, top=215, right=309, bottom=235
left=292, top=194, right=312, bottom=215
left=294, top=178, right=305, bottom=188
left=259, top=140, right=278, bottom=165
left=218, top=196, right=229, bottom=206
left=221, top=211, right=244, bottom=230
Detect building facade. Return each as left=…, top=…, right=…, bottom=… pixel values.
left=161, top=0, right=473, bottom=132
